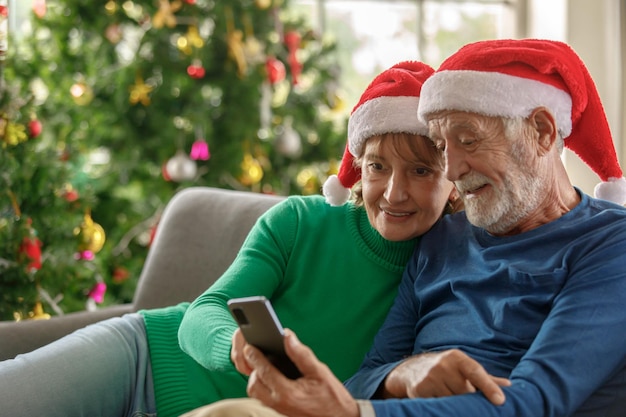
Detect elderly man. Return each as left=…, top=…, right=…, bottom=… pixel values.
left=182, top=39, right=626, bottom=417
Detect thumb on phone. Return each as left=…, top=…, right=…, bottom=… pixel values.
left=283, top=329, right=329, bottom=378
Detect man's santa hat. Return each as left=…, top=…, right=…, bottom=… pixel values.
left=417, top=38, right=626, bottom=205
left=322, top=61, right=434, bottom=206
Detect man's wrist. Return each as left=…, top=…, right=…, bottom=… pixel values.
left=356, top=400, right=376, bottom=417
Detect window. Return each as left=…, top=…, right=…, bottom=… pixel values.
left=293, top=0, right=523, bottom=109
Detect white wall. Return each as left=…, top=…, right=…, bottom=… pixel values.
left=527, top=0, right=624, bottom=197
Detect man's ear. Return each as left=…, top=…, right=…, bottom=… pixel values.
left=528, top=107, right=557, bottom=154
left=447, top=187, right=463, bottom=213
left=448, top=187, right=459, bottom=202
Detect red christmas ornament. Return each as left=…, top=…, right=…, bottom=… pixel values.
left=285, top=33, right=302, bottom=84
left=187, top=61, right=205, bottom=79
left=284, top=30, right=301, bottom=50
left=0, top=6, right=8, bottom=18
left=112, top=267, right=131, bottom=284
left=284, top=31, right=303, bottom=85
left=28, top=119, right=43, bottom=138
left=64, top=188, right=79, bottom=202
left=265, top=57, right=286, bottom=85
left=19, top=236, right=43, bottom=272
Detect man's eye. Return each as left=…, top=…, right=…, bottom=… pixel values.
left=459, top=135, right=477, bottom=146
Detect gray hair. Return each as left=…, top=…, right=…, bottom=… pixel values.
left=502, top=116, right=564, bottom=153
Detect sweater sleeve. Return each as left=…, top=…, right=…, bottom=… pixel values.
left=178, top=199, right=297, bottom=371
left=347, top=218, right=626, bottom=417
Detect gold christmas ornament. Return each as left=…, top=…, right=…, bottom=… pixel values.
left=153, top=0, right=182, bottom=29
left=28, top=302, right=51, bottom=320
left=255, top=0, right=272, bottom=9
left=129, top=75, right=154, bottom=106
left=225, top=7, right=247, bottom=78
left=1, top=118, right=27, bottom=147
left=239, top=153, right=263, bottom=186
left=242, top=14, right=265, bottom=66
left=74, top=211, right=106, bottom=254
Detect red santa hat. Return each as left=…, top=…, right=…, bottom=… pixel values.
left=417, top=38, right=626, bottom=205
left=323, top=61, right=434, bottom=206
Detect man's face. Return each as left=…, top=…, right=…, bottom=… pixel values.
left=428, top=111, right=544, bottom=235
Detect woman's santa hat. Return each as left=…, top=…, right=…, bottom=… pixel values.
left=417, top=38, right=626, bottom=205
left=322, top=61, right=434, bottom=205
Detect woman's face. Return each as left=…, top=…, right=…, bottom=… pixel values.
left=360, top=134, right=454, bottom=241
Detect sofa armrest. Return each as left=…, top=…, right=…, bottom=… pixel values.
left=0, top=303, right=133, bottom=361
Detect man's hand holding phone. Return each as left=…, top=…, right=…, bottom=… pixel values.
left=243, top=329, right=361, bottom=417
left=228, top=296, right=302, bottom=380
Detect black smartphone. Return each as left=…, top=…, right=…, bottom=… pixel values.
left=227, top=296, right=302, bottom=379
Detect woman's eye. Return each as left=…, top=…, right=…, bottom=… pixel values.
left=415, top=167, right=431, bottom=176
left=367, top=162, right=383, bottom=170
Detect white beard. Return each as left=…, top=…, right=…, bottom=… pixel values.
left=459, top=144, right=545, bottom=234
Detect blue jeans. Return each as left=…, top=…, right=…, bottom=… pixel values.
left=0, top=313, right=156, bottom=417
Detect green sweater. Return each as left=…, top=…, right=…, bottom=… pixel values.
left=141, top=195, right=418, bottom=417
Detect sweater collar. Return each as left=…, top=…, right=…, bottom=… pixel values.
left=348, top=203, right=419, bottom=271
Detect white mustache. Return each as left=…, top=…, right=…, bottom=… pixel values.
left=455, top=173, right=491, bottom=194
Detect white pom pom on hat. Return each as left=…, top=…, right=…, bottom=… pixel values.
left=323, top=61, right=435, bottom=206
left=417, top=38, right=626, bottom=206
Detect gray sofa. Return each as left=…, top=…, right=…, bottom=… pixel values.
left=0, top=187, right=285, bottom=361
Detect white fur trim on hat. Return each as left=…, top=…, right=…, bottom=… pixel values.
left=348, top=96, right=428, bottom=157
left=594, top=177, right=626, bottom=206
left=322, top=174, right=352, bottom=206
left=418, top=70, right=573, bottom=138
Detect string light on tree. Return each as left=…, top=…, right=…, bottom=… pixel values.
left=70, top=80, right=94, bottom=106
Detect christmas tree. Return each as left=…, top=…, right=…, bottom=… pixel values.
left=0, top=0, right=347, bottom=320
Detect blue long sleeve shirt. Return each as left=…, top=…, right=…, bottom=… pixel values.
left=345, top=191, right=626, bottom=417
